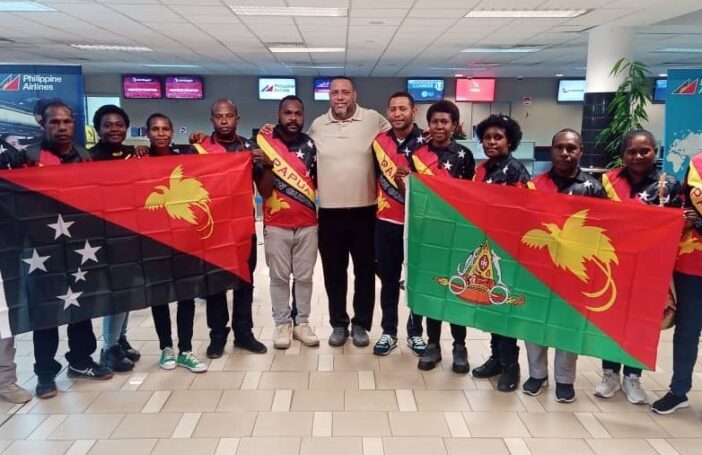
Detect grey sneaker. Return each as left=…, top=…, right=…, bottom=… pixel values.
left=328, top=327, right=349, bottom=346
left=351, top=325, right=370, bottom=347
left=0, top=383, right=31, bottom=404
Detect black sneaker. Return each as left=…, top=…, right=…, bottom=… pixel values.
left=206, top=339, right=226, bottom=359
left=67, top=360, right=113, bottom=380
left=119, top=336, right=141, bottom=362
left=522, top=377, right=548, bottom=396
left=651, top=392, right=689, bottom=415
left=417, top=343, right=442, bottom=371
left=36, top=377, right=57, bottom=399
left=555, top=382, right=576, bottom=403
left=373, top=334, right=397, bottom=356
left=472, top=355, right=502, bottom=379
left=100, top=345, right=134, bottom=373
left=451, top=343, right=470, bottom=374
left=234, top=336, right=268, bottom=354
left=497, top=363, right=520, bottom=392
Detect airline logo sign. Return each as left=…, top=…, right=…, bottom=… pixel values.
left=0, top=74, right=20, bottom=91
left=0, top=73, right=64, bottom=91
left=672, top=78, right=702, bottom=96
left=258, top=78, right=296, bottom=100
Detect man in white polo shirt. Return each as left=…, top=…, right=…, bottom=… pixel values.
left=308, top=77, right=390, bottom=347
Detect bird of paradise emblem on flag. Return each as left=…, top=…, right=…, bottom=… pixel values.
left=144, top=165, right=214, bottom=239
left=265, top=190, right=290, bottom=215
left=436, top=240, right=525, bottom=306
left=521, top=209, right=619, bottom=312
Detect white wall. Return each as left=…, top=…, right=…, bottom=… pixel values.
left=84, top=75, right=665, bottom=146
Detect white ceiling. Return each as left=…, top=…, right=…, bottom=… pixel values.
left=0, top=0, right=701, bottom=78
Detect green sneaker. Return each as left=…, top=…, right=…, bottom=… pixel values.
left=159, top=347, right=176, bottom=370
left=177, top=351, right=208, bottom=373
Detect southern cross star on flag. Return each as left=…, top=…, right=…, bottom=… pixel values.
left=0, top=154, right=254, bottom=337
left=406, top=174, right=684, bottom=370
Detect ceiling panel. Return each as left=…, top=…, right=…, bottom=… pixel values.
left=0, top=2, right=700, bottom=77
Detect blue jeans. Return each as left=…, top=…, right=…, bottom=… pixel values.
left=670, top=272, right=702, bottom=396
left=102, top=312, right=129, bottom=351
left=602, top=360, right=641, bottom=377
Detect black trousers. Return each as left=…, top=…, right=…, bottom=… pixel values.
left=490, top=333, right=520, bottom=366
left=376, top=219, right=423, bottom=337
left=206, top=234, right=257, bottom=342
left=318, top=206, right=376, bottom=330
left=33, top=319, right=96, bottom=380
left=152, top=299, right=195, bottom=352
left=426, top=318, right=466, bottom=346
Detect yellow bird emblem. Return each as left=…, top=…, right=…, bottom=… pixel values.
left=144, top=165, right=214, bottom=239
left=521, top=209, right=619, bottom=312
left=265, top=191, right=290, bottom=215
left=377, top=193, right=391, bottom=212
left=679, top=231, right=702, bottom=256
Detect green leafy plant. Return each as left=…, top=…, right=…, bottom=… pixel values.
left=596, top=58, right=653, bottom=167
left=453, top=122, right=468, bottom=140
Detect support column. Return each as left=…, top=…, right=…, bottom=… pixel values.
left=581, top=26, right=633, bottom=168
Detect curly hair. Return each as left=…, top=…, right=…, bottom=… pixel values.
left=476, top=113, right=522, bottom=152
left=426, top=100, right=459, bottom=124
left=620, top=129, right=656, bottom=154
left=93, top=104, right=130, bottom=130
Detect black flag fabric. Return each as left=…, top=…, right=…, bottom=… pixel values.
left=0, top=154, right=254, bottom=337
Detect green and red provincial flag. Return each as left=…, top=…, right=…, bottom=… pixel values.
left=406, top=174, right=684, bottom=370
left=0, top=154, right=253, bottom=337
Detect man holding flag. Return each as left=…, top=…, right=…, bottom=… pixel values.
left=0, top=100, right=113, bottom=399
left=372, top=91, right=427, bottom=356
left=190, top=98, right=268, bottom=357
left=255, top=96, right=320, bottom=349
left=524, top=129, right=606, bottom=403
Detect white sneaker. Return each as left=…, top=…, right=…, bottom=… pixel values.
left=273, top=324, right=293, bottom=349
left=594, top=369, right=620, bottom=398
left=622, top=374, right=647, bottom=404
left=293, top=323, right=320, bottom=347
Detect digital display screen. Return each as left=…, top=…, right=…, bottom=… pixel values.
left=258, top=78, right=296, bottom=100
left=653, top=79, right=667, bottom=103
left=455, top=78, right=496, bottom=102
left=314, top=77, right=332, bottom=101
left=557, top=79, right=586, bottom=103
left=122, top=75, right=162, bottom=99
left=406, top=79, right=445, bottom=102
left=165, top=75, right=204, bottom=99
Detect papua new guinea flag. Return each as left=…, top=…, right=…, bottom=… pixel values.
left=0, top=154, right=253, bottom=337
left=406, top=174, right=684, bottom=370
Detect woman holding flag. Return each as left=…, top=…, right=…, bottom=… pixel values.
left=651, top=152, right=702, bottom=414
left=597, top=129, right=682, bottom=405
left=411, top=100, right=475, bottom=374
left=470, top=114, right=531, bottom=393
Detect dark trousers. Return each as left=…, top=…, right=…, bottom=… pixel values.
left=152, top=299, right=195, bottom=352
left=206, top=234, right=257, bottom=342
left=33, top=319, right=96, bottom=380
left=670, top=272, right=702, bottom=396
left=490, top=334, right=520, bottom=366
left=426, top=318, right=466, bottom=345
left=602, top=360, right=641, bottom=377
left=376, top=219, right=423, bottom=337
left=318, top=206, right=376, bottom=330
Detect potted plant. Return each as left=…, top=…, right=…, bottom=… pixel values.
left=596, top=58, right=653, bottom=167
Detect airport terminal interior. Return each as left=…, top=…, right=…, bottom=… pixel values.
left=1, top=1, right=702, bottom=454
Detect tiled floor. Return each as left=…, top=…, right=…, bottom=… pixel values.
left=2, top=225, right=702, bottom=455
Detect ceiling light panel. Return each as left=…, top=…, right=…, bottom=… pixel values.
left=0, top=2, right=55, bottom=12
left=465, top=10, right=588, bottom=18
left=230, top=6, right=347, bottom=17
